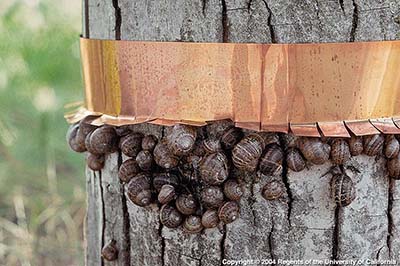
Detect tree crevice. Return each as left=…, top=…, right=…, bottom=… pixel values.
left=262, top=0, right=276, bottom=43
left=112, top=0, right=122, bottom=40
left=220, top=225, right=227, bottom=266
left=99, top=171, right=105, bottom=266
left=387, top=178, right=394, bottom=258
left=221, top=0, right=229, bottom=42
left=350, top=0, right=359, bottom=41
left=332, top=206, right=340, bottom=260
left=119, top=152, right=131, bottom=266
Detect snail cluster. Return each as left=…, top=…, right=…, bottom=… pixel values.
left=67, top=119, right=400, bottom=237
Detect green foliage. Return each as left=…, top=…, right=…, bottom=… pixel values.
left=0, top=0, right=85, bottom=265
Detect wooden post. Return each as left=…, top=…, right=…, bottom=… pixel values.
left=82, top=1, right=400, bottom=265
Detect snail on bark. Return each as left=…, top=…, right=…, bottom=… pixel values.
left=199, top=152, right=229, bottom=185
left=387, top=154, right=400, bottom=179
left=220, top=126, right=243, bottom=150
left=223, top=179, right=243, bottom=201
left=348, top=135, right=363, bottom=156
left=201, top=186, right=225, bottom=209
left=142, top=135, right=158, bottom=151
left=202, top=138, right=222, bottom=153
left=152, top=173, right=179, bottom=192
left=126, top=173, right=153, bottom=207
left=89, top=126, right=119, bottom=155
left=153, top=141, right=179, bottom=169
left=158, top=184, right=176, bottom=205
left=119, top=132, right=143, bottom=157
left=136, top=150, right=154, bottom=171
left=258, top=144, right=284, bottom=176
left=201, top=209, right=220, bottom=228
left=330, top=138, right=351, bottom=165
left=166, top=124, right=197, bottom=156
left=286, top=148, right=306, bottom=172
left=232, top=134, right=265, bottom=172
left=262, top=180, right=285, bottom=201
left=330, top=173, right=356, bottom=207
left=176, top=194, right=198, bottom=215
left=363, top=134, right=384, bottom=156
left=160, top=204, right=183, bottom=228
left=298, top=137, right=330, bottom=165
left=67, top=123, right=86, bottom=153
left=118, top=159, right=141, bottom=183
left=101, top=239, right=118, bottom=261
left=86, top=153, right=105, bottom=171
left=183, top=215, right=203, bottom=234
left=218, top=201, right=240, bottom=224
left=385, top=135, right=400, bottom=159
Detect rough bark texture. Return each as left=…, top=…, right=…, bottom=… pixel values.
left=83, top=0, right=400, bottom=265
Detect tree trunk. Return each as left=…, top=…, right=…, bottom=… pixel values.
left=82, top=1, right=400, bottom=265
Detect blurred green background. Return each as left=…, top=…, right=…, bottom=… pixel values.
left=0, top=0, right=85, bottom=265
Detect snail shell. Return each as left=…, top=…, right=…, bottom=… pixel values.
left=75, top=118, right=97, bottom=149
left=118, top=159, right=141, bottom=183
left=281, top=133, right=299, bottom=149
left=183, top=215, right=203, bottom=234
left=363, top=134, right=384, bottom=156
left=331, top=173, right=356, bottom=207
left=160, top=205, right=183, bottom=228
left=158, top=184, right=176, bottom=205
left=218, top=201, right=240, bottom=224
left=119, top=132, right=143, bottom=157
left=348, top=135, right=363, bottom=156
left=142, top=135, right=158, bottom=151
left=201, top=186, right=225, bottom=209
left=330, top=139, right=351, bottom=165
left=136, top=150, right=154, bottom=171
left=86, top=153, right=105, bottom=171
left=262, top=180, right=285, bottom=200
left=203, top=138, right=222, bottom=153
left=298, top=137, right=330, bottom=165
left=223, top=179, right=243, bottom=201
left=166, top=124, right=197, bottom=156
left=126, top=173, right=152, bottom=207
left=115, top=125, right=132, bottom=137
left=263, top=133, right=280, bottom=147
left=67, top=123, right=86, bottom=153
left=258, top=144, right=284, bottom=176
left=89, top=126, right=119, bottom=155
left=101, top=239, right=118, bottom=261
left=387, top=154, right=400, bottom=179
left=152, top=173, right=179, bottom=192
left=176, top=194, right=198, bottom=215
left=153, top=142, right=179, bottom=169
left=199, top=152, right=229, bottom=185
left=286, top=148, right=306, bottom=172
left=385, top=135, right=400, bottom=159
left=232, top=134, right=265, bottom=172
left=201, top=209, right=220, bottom=228
left=220, top=126, right=243, bottom=150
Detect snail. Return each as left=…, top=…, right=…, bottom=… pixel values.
left=220, top=126, right=243, bottom=150
left=363, top=134, right=384, bottom=156
left=281, top=133, right=299, bottom=149
left=298, top=137, right=330, bottom=165
left=223, top=179, right=243, bottom=201
left=176, top=194, right=198, bottom=215
left=330, top=138, right=351, bottom=165
left=166, top=124, right=197, bottom=156
left=75, top=118, right=97, bottom=149
left=385, top=135, right=400, bottom=159
left=119, top=132, right=143, bottom=157
left=86, top=153, right=105, bottom=171
left=67, top=123, right=86, bottom=153
left=89, top=126, right=119, bottom=155
left=203, top=138, right=222, bottom=153
left=199, top=152, right=229, bottom=185
left=153, top=141, right=179, bottom=169
left=136, top=150, right=154, bottom=171
left=201, top=209, right=220, bottom=228
left=114, top=125, right=132, bottom=137
left=263, top=133, right=280, bottom=147
left=126, top=173, right=152, bottom=207
left=101, top=239, right=118, bottom=261
left=262, top=180, right=285, bottom=200
left=201, top=186, right=225, bottom=209
left=330, top=173, right=356, bottom=207
left=387, top=154, right=400, bottom=179
left=183, top=215, right=203, bottom=234
left=152, top=173, right=179, bottom=192
left=218, top=201, right=240, bottom=224
left=158, top=184, right=176, bottom=205
left=118, top=159, right=141, bottom=183
left=348, top=135, right=363, bottom=156
left=258, top=144, right=284, bottom=176
left=286, top=148, right=306, bottom=172
left=232, top=134, right=265, bottom=172
left=160, top=205, right=183, bottom=228
left=142, top=135, right=158, bottom=151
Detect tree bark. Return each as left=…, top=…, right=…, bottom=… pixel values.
left=83, top=1, right=400, bottom=265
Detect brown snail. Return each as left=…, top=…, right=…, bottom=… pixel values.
left=348, top=135, right=363, bottom=156
left=126, top=173, right=152, bottom=207
left=258, top=144, right=284, bottom=176
left=203, top=138, right=222, bottom=153
left=263, top=133, right=280, bottom=147
left=286, top=148, right=306, bottom=172
left=223, top=179, right=243, bottom=201
left=232, top=134, right=265, bottom=172
left=153, top=141, right=179, bottom=169
left=331, top=173, right=356, bottom=207
left=101, top=239, right=118, bottom=261
left=201, top=186, right=225, bottom=209
left=118, top=159, right=141, bottom=183
left=262, top=180, right=285, bottom=200
left=88, top=126, right=119, bottom=155
left=330, top=138, right=351, bottom=165
left=152, top=173, right=179, bottom=192
left=385, top=135, right=400, bottom=159
left=75, top=118, right=97, bottom=150
left=363, top=134, right=384, bottom=156
left=201, top=209, right=220, bottom=228
left=387, top=154, right=400, bottom=179
left=114, top=125, right=132, bottom=137
left=119, top=132, right=143, bottom=157
left=281, top=133, right=299, bottom=149
left=158, top=184, right=176, bottom=205
left=220, top=126, right=243, bottom=150
left=183, top=215, right=203, bottom=234
left=136, top=150, right=154, bottom=171
left=298, top=137, right=330, bottom=165
left=166, top=124, right=197, bottom=156
left=176, top=194, right=198, bottom=215
left=86, top=153, right=105, bottom=171
left=67, top=123, right=87, bottom=153
left=218, top=201, right=240, bottom=224
left=199, top=152, right=229, bottom=185
left=142, top=135, right=158, bottom=151
left=160, top=204, right=183, bottom=228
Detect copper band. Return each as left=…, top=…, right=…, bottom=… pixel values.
left=67, top=38, right=400, bottom=136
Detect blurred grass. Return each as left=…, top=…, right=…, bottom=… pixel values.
left=0, top=0, right=86, bottom=265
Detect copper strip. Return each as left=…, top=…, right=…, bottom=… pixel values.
left=318, top=121, right=351, bottom=138
left=344, top=120, right=380, bottom=136
left=392, top=118, right=400, bottom=129
left=370, top=118, right=400, bottom=134
left=290, top=123, right=321, bottom=137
